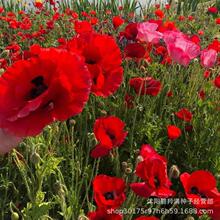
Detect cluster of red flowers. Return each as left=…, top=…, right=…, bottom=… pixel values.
left=88, top=145, right=220, bottom=219
left=0, top=29, right=124, bottom=153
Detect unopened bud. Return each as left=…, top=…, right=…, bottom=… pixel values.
left=140, top=65, right=146, bottom=72
left=54, top=181, right=66, bottom=197
left=0, top=68, right=5, bottom=75
left=69, top=119, right=76, bottom=125
left=78, top=216, right=89, bottom=220
left=169, top=165, right=180, bottom=179
left=30, top=151, right=41, bottom=165
left=125, top=167, right=132, bottom=174
left=1, top=50, right=10, bottom=58
left=121, top=161, right=128, bottom=168
left=100, top=110, right=107, bottom=116
left=11, top=212, right=19, bottom=220
left=136, top=155, right=144, bottom=163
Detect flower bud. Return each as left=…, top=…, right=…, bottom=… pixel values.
left=11, top=212, right=19, bottom=220
left=121, top=161, right=128, bottom=168
left=69, top=119, right=76, bottom=125
left=30, top=151, right=41, bottom=165
left=100, top=110, right=107, bottom=116
left=136, top=155, right=144, bottom=163
left=1, top=50, right=10, bottom=58
left=125, top=167, right=132, bottom=174
left=169, top=165, right=180, bottom=179
left=0, top=68, right=5, bottom=75
left=54, top=181, right=66, bottom=198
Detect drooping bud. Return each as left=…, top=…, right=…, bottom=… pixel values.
left=30, top=151, right=41, bottom=165
left=11, top=212, right=19, bottom=220
left=169, top=165, right=180, bottom=179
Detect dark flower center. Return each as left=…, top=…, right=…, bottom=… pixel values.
left=29, top=75, right=48, bottom=100
left=86, top=59, right=97, bottom=65
left=104, top=192, right=115, bottom=200
left=190, top=186, right=207, bottom=199
left=154, top=176, right=160, bottom=188
left=106, top=131, right=115, bottom=141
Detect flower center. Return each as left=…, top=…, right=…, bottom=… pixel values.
left=104, top=192, right=115, bottom=200
left=29, top=75, right=48, bottom=100
left=106, top=130, right=115, bottom=141
left=86, top=58, right=97, bottom=65
left=190, top=186, right=207, bottom=199
left=154, top=176, right=160, bottom=188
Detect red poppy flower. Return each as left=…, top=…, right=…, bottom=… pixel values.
left=190, top=35, right=200, bottom=45
left=67, top=33, right=123, bottom=97
left=135, top=217, right=159, bottom=220
left=89, top=10, right=96, bottom=16
left=216, top=18, right=220, bottom=24
left=93, top=175, right=126, bottom=210
left=89, top=18, right=99, bottom=26
left=34, top=1, right=43, bottom=9
left=124, top=93, right=134, bottom=108
left=124, top=43, right=146, bottom=59
left=154, top=9, right=164, bottom=19
left=165, top=4, right=171, bottom=10
left=166, top=90, right=173, bottom=97
left=198, top=30, right=204, bottom=36
left=112, top=16, right=124, bottom=29
left=211, top=197, right=220, bottom=220
left=208, top=39, right=220, bottom=52
left=74, top=20, right=93, bottom=34
left=167, top=125, right=181, bottom=140
left=0, top=48, right=91, bottom=137
left=208, top=7, right=218, bottom=14
left=122, top=23, right=138, bottom=40
left=175, top=108, right=193, bottom=122
left=188, top=15, right=194, bottom=21
left=139, top=144, right=157, bottom=159
left=129, top=77, right=162, bottom=96
left=180, top=170, right=220, bottom=219
left=198, top=90, right=205, bottom=100
left=178, top=16, right=185, bottom=21
left=88, top=210, right=122, bottom=220
left=185, top=125, right=193, bottom=132
left=91, top=116, right=127, bottom=158
left=203, top=70, right=211, bottom=79
left=131, top=145, right=175, bottom=198
left=214, top=75, right=220, bottom=89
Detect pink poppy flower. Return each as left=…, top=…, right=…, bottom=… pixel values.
left=137, top=22, right=163, bottom=44
left=163, top=31, right=200, bottom=66
left=200, top=49, right=217, bottom=68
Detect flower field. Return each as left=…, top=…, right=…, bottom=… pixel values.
left=0, top=0, right=220, bottom=219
